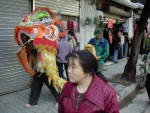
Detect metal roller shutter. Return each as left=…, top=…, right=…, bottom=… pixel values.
left=34, top=0, right=79, bottom=16
left=0, top=0, right=31, bottom=95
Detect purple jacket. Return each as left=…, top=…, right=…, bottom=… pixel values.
left=57, top=39, right=72, bottom=63
left=58, top=74, right=120, bottom=113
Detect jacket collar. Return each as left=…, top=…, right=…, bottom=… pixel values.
left=63, top=75, right=105, bottom=109
left=83, top=75, right=105, bottom=109
left=94, top=37, right=104, bottom=43
left=62, top=82, right=76, bottom=107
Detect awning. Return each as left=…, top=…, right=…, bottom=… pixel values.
left=109, top=6, right=131, bottom=17
left=112, top=0, right=138, bottom=9
left=112, top=0, right=143, bottom=9
left=104, top=13, right=126, bottom=23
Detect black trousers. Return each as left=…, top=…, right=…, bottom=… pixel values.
left=57, top=62, right=68, bottom=81
left=29, top=72, right=60, bottom=105
left=145, top=73, right=150, bottom=100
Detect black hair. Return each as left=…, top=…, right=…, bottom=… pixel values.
left=117, top=30, right=123, bottom=33
left=68, top=30, right=75, bottom=36
left=68, top=30, right=79, bottom=46
left=68, top=50, right=107, bottom=83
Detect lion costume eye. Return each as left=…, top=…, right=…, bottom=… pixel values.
left=32, top=11, right=52, bottom=24
left=37, top=17, right=50, bottom=22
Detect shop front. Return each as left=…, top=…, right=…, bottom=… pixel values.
left=0, top=0, right=31, bottom=95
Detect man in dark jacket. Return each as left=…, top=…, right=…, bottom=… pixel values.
left=113, top=30, right=121, bottom=63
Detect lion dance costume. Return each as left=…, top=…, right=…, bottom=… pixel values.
left=84, top=44, right=96, bottom=57
left=14, top=7, right=66, bottom=93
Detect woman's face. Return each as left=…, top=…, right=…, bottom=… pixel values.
left=68, top=57, right=87, bottom=83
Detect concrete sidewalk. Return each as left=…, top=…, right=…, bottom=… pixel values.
left=0, top=58, right=143, bottom=113
left=104, top=58, right=140, bottom=103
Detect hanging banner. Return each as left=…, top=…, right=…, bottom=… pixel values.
left=108, top=19, right=113, bottom=28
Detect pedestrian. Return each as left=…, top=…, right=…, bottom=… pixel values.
left=113, top=30, right=121, bottom=63
left=127, top=38, right=132, bottom=57
left=88, top=27, right=109, bottom=73
left=56, top=37, right=72, bottom=80
left=140, top=22, right=148, bottom=55
left=68, top=30, right=77, bottom=51
left=143, top=33, right=150, bottom=55
left=25, top=46, right=60, bottom=108
left=123, top=32, right=129, bottom=58
left=119, top=31, right=124, bottom=59
left=145, top=52, right=150, bottom=105
left=58, top=50, right=119, bottom=113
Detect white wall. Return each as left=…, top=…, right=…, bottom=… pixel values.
left=148, top=18, right=150, bottom=33
left=124, top=11, right=134, bottom=38
left=79, top=0, right=103, bottom=49
left=128, top=17, right=134, bottom=38
left=123, top=17, right=133, bottom=38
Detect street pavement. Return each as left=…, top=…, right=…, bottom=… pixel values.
left=104, top=58, right=141, bottom=102
left=120, top=88, right=149, bottom=113
left=0, top=58, right=149, bottom=113
left=0, top=86, right=57, bottom=113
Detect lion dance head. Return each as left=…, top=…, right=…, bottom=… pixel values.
left=14, top=7, right=66, bottom=93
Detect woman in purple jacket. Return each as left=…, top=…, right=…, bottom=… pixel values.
left=58, top=50, right=120, bottom=113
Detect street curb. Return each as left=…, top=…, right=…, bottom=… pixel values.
left=117, top=83, right=137, bottom=103
left=104, top=58, right=127, bottom=66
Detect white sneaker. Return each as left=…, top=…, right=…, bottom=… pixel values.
left=25, top=104, right=37, bottom=108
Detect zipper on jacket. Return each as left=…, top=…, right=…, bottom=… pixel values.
left=75, top=97, right=85, bottom=113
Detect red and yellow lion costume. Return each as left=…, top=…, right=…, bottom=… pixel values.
left=14, top=7, right=66, bottom=93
